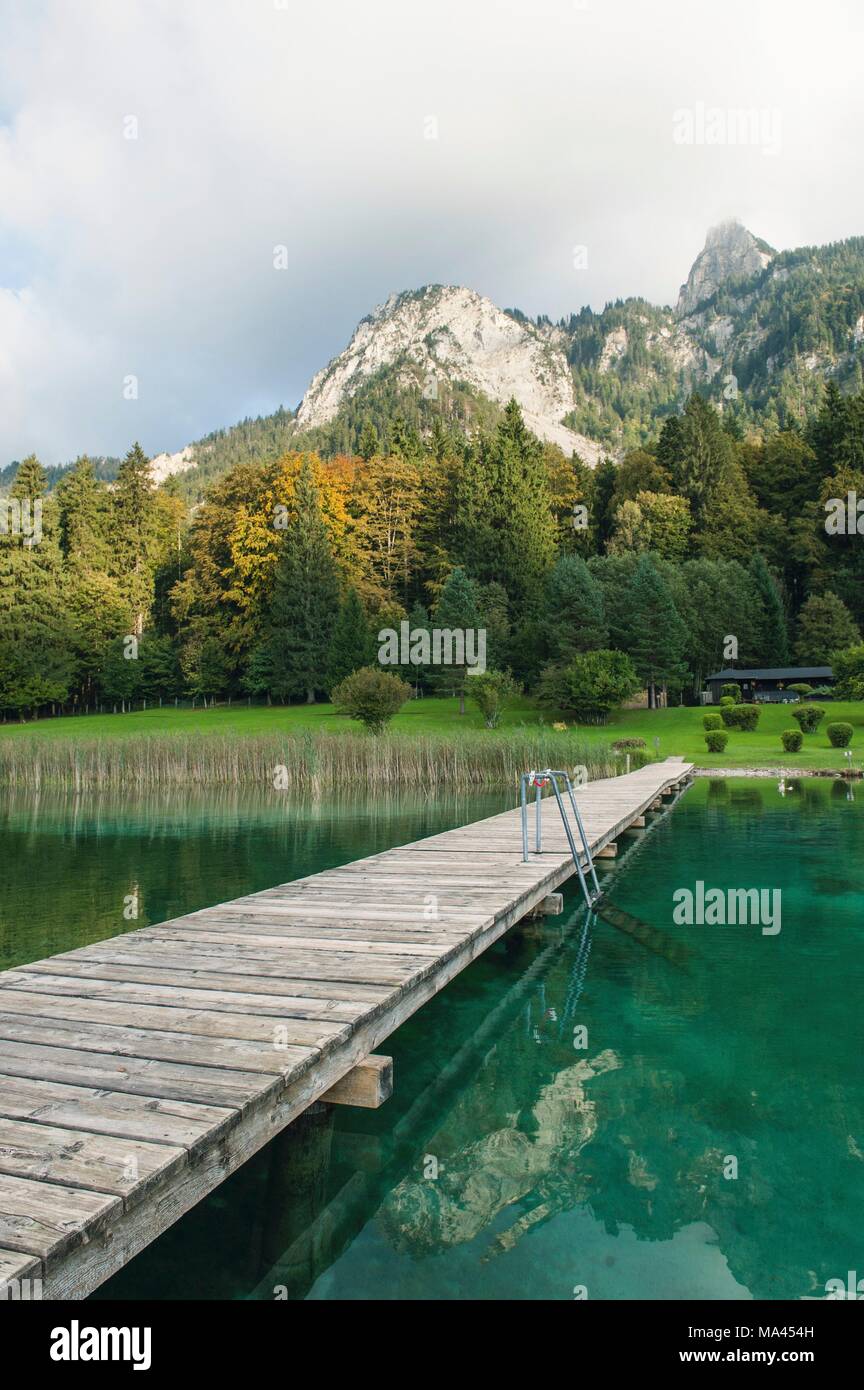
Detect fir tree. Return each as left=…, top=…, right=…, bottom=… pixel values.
left=55, top=456, right=111, bottom=565
left=433, top=566, right=482, bottom=713
left=807, top=380, right=848, bottom=475
left=625, top=554, right=688, bottom=708
left=794, top=591, right=860, bottom=665
left=358, top=418, right=379, bottom=462
left=113, top=442, right=156, bottom=636
left=591, top=458, right=618, bottom=552
left=327, top=588, right=372, bottom=692
left=256, top=459, right=341, bottom=703
left=544, top=554, right=608, bottom=657
left=452, top=400, right=555, bottom=607
left=0, top=456, right=73, bottom=714
left=748, top=553, right=790, bottom=666
left=670, top=394, right=736, bottom=522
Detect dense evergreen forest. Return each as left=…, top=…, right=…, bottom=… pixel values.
left=2, top=384, right=864, bottom=719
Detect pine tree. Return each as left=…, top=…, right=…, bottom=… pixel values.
left=0, top=456, right=73, bottom=715
left=327, top=588, right=372, bottom=692
left=591, top=458, right=618, bottom=552
left=625, top=554, right=688, bottom=708
left=807, top=380, right=848, bottom=475
left=544, top=554, right=608, bottom=657
left=257, top=459, right=341, bottom=703
left=433, top=566, right=482, bottom=713
left=794, top=591, right=860, bottom=665
left=358, top=418, right=379, bottom=462
left=113, top=442, right=156, bottom=636
left=11, top=454, right=48, bottom=503
left=451, top=401, right=555, bottom=606
left=670, top=394, right=736, bottom=522
left=748, top=553, right=790, bottom=666
left=55, top=456, right=111, bottom=565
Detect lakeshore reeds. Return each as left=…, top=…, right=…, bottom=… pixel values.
left=0, top=729, right=645, bottom=790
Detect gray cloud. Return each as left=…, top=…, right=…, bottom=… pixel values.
left=1, top=0, right=862, bottom=463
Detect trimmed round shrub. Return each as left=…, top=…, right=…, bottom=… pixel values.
left=704, top=730, right=729, bottom=753
left=791, top=704, right=825, bottom=733
left=331, top=666, right=412, bottom=732
left=702, top=712, right=723, bottom=731
left=721, top=683, right=742, bottom=702
left=611, top=737, right=647, bottom=751
left=826, top=722, right=854, bottom=748
left=781, top=728, right=803, bottom=753
left=718, top=696, right=735, bottom=708
left=787, top=683, right=814, bottom=697
left=721, top=703, right=761, bottom=731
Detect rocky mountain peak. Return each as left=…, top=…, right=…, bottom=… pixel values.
left=294, top=283, right=602, bottom=462
left=676, top=220, right=774, bottom=317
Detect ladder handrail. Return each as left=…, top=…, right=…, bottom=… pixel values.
left=519, top=769, right=602, bottom=909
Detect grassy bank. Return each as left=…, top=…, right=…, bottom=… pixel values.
left=0, top=697, right=861, bottom=783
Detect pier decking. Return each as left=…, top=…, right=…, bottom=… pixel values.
left=0, top=758, right=692, bottom=1299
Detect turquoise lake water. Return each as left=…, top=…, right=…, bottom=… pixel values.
left=0, top=777, right=861, bottom=1301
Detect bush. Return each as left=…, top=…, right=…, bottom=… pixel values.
left=826, top=722, right=854, bottom=748
left=721, top=683, right=742, bottom=702
left=466, top=670, right=520, bottom=729
left=791, top=704, right=825, bottom=733
left=537, top=649, right=640, bottom=723
left=787, top=683, right=814, bottom=697
left=704, top=730, right=729, bottom=753
left=611, top=737, right=647, bottom=751
left=702, top=712, right=723, bottom=730
left=721, top=703, right=761, bottom=731
left=718, top=696, right=735, bottom=708
left=331, top=666, right=412, bottom=732
left=781, top=729, right=803, bottom=753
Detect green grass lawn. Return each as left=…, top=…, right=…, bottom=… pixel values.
left=1, top=697, right=862, bottom=771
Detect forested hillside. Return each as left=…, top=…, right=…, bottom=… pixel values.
left=3, top=383, right=863, bottom=719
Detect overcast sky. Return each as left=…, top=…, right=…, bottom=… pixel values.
left=1, top=0, right=862, bottom=465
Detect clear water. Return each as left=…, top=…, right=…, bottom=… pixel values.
left=1, top=778, right=861, bottom=1301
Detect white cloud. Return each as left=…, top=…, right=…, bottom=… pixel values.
left=0, top=0, right=862, bottom=463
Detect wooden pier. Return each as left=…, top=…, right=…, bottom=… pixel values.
left=0, top=758, right=692, bottom=1299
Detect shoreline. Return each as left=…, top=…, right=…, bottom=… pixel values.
left=693, top=766, right=862, bottom=779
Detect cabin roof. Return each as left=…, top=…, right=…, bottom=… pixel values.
left=706, top=667, right=834, bottom=681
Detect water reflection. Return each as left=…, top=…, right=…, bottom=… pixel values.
left=3, top=776, right=860, bottom=1303
left=0, top=785, right=509, bottom=970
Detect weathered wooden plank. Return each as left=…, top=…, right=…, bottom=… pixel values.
left=0, top=990, right=349, bottom=1050
left=112, top=936, right=427, bottom=984
left=119, top=929, right=452, bottom=957
left=0, top=1039, right=267, bottom=1108
left=0, top=1073, right=233, bottom=1148
left=0, top=1014, right=316, bottom=1076
left=0, top=1246, right=41, bottom=1289
left=0, top=1172, right=120, bottom=1261
left=50, top=945, right=392, bottom=1000
left=1, top=971, right=373, bottom=1021
left=0, top=1118, right=187, bottom=1197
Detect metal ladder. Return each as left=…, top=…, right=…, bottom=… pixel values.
left=519, top=769, right=602, bottom=910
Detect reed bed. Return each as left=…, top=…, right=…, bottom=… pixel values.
left=0, top=729, right=646, bottom=791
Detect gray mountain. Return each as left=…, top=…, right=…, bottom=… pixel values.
left=676, top=220, right=775, bottom=317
